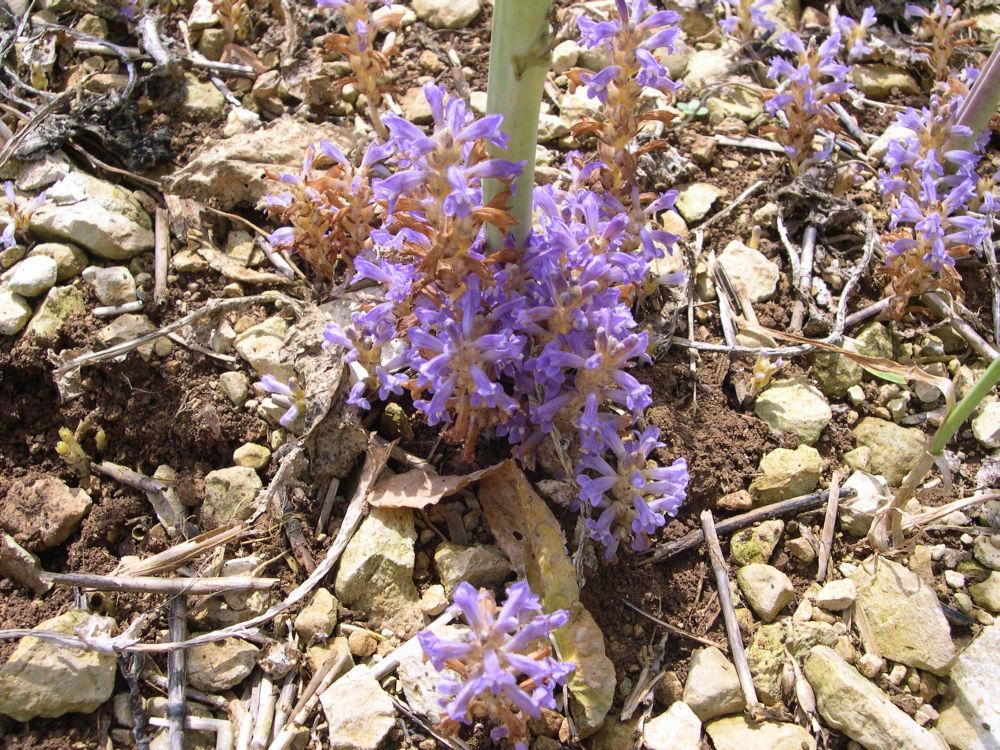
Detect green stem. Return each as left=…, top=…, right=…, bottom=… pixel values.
left=483, top=0, right=553, bottom=250
left=930, top=354, right=1000, bottom=454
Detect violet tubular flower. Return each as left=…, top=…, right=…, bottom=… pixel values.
left=576, top=425, right=689, bottom=559
left=719, top=0, right=775, bottom=43
left=258, top=375, right=307, bottom=429
left=418, top=581, right=573, bottom=750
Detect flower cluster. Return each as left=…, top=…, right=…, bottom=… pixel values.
left=719, top=0, right=775, bottom=44
left=906, top=1, right=973, bottom=81
left=879, top=80, right=993, bottom=312
left=418, top=581, right=573, bottom=750
left=572, top=0, right=681, bottom=206
left=258, top=374, right=307, bottom=428
left=764, top=30, right=853, bottom=174
left=1, top=181, right=45, bottom=250
left=318, top=0, right=405, bottom=136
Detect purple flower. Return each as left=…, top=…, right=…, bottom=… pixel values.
left=576, top=426, right=689, bottom=559
left=259, top=375, right=306, bottom=428
left=418, top=581, right=573, bottom=749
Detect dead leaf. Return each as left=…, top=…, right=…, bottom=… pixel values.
left=369, top=464, right=502, bottom=509
left=478, top=462, right=615, bottom=738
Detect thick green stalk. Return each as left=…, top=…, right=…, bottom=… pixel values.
left=930, top=354, right=1000, bottom=454
left=484, top=0, right=553, bottom=249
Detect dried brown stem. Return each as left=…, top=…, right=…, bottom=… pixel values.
left=167, top=596, right=187, bottom=750
left=42, top=572, right=279, bottom=595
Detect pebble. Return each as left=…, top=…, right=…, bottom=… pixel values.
left=433, top=543, right=512, bottom=593
left=749, top=445, right=822, bottom=505
left=736, top=563, right=795, bottom=622
left=559, top=87, right=602, bottom=121
left=551, top=39, right=581, bottom=74
left=0, top=288, right=31, bottom=336
left=972, top=534, right=1000, bottom=571
left=233, top=442, right=271, bottom=470
left=682, top=647, right=745, bottom=720
left=411, top=0, right=480, bottom=28
left=219, top=371, right=250, bottom=406
left=3, top=255, right=58, bottom=297
left=716, top=239, right=779, bottom=302
left=944, top=569, right=966, bottom=589
left=81, top=265, right=136, bottom=306
left=201, top=466, right=264, bottom=530
left=419, top=584, right=448, bottom=616
left=857, top=652, right=884, bottom=679
left=0, top=475, right=92, bottom=552
left=294, top=588, right=339, bottom=643
left=717, top=489, right=753, bottom=512
left=754, top=377, right=832, bottom=446
left=706, top=715, right=816, bottom=750
left=969, top=571, right=1000, bottom=612
left=851, top=64, right=920, bottom=99
left=320, top=667, right=397, bottom=750
left=934, top=622, right=1000, bottom=750
left=642, top=701, right=701, bottom=750
left=787, top=537, right=817, bottom=564
left=815, top=579, right=856, bottom=611
left=675, top=182, right=723, bottom=223
left=852, top=418, right=926, bottom=486
left=347, top=629, right=378, bottom=659
left=187, top=638, right=259, bottom=692
left=683, top=48, right=734, bottom=88
left=730, top=520, right=784, bottom=566
left=971, top=399, right=1000, bottom=449
left=25, top=284, right=85, bottom=344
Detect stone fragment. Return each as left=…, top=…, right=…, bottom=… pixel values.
left=705, top=715, right=816, bottom=750
left=852, top=418, right=926, bottom=485
left=433, top=543, right=512, bottom=593
left=804, top=645, right=948, bottom=750
left=219, top=371, right=250, bottom=406
left=717, top=489, right=753, bottom=512
left=716, top=240, right=779, bottom=302
left=30, top=172, right=153, bottom=259
left=812, top=339, right=864, bottom=398
left=560, top=87, right=602, bottom=121
left=551, top=40, right=581, bottom=74
left=969, top=571, right=1000, bottom=613
left=787, top=536, right=816, bottom=564
left=681, top=647, right=745, bottom=721
left=675, top=182, right=723, bottom=223
left=187, top=638, right=258, bottom=692
left=411, top=0, right=480, bottom=29
left=642, top=701, right=701, bottom=750
left=0, top=532, right=49, bottom=594
left=749, top=445, right=822, bottom=505
left=320, top=667, right=397, bottom=750
left=936, top=622, right=1000, bottom=750
left=839, top=471, right=890, bottom=537
left=3, top=255, right=57, bottom=297
left=736, top=564, right=795, bottom=622
left=851, top=64, right=921, bottom=99
left=754, top=377, right=832, bottom=445
left=683, top=48, right=734, bottom=88
left=815, top=578, right=856, bottom=610
left=730, top=520, right=784, bottom=566
left=972, top=534, right=1000, bottom=571
left=399, top=86, right=432, bottom=124
left=27, top=242, right=88, bottom=281
left=181, top=72, right=226, bottom=119
left=850, top=557, right=955, bottom=674
left=419, top=584, right=448, bottom=616
left=25, top=285, right=85, bottom=345
left=201, top=466, right=263, bottom=530
left=233, top=442, right=270, bottom=470
left=972, top=399, right=1000, bottom=449
left=334, top=507, right=423, bottom=635
left=234, top=317, right=293, bottom=380
left=0, top=288, right=31, bottom=336
left=295, top=588, right=339, bottom=643
left=0, top=476, right=92, bottom=552
left=81, top=265, right=136, bottom=306
left=96, top=314, right=156, bottom=357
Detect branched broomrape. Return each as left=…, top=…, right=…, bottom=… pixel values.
left=0, top=181, right=45, bottom=250
left=418, top=581, right=573, bottom=750
left=905, top=0, right=974, bottom=82
left=719, top=0, right=775, bottom=44
left=879, top=73, right=996, bottom=312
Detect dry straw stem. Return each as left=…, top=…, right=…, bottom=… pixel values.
left=41, top=572, right=278, bottom=595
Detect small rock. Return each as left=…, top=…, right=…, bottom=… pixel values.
left=850, top=557, right=955, bottom=675
left=219, top=371, right=250, bottom=406
left=642, top=701, right=701, bottom=750
left=816, top=579, right=856, bottom=611
left=717, top=489, right=753, bottom=512
left=854, top=322, right=895, bottom=359
left=26, top=285, right=86, bottom=345
left=852, top=418, right=926, bottom=486
left=307, top=636, right=353, bottom=675
left=538, top=113, right=571, bottom=144
left=222, top=107, right=262, bottom=137
left=969, top=571, right=1000, bottom=613
left=347, top=629, right=377, bottom=659
left=172, top=249, right=209, bottom=273
left=804, top=645, right=948, bottom=750
left=182, top=72, right=226, bottom=119
left=3, top=255, right=57, bottom=297
left=188, top=0, right=219, bottom=29
left=851, top=64, right=920, bottom=100
left=81, top=265, right=136, bottom=306
left=0, top=288, right=31, bottom=336
left=551, top=40, right=581, bottom=74
left=26, top=243, right=88, bottom=281
left=0, top=476, right=92, bottom=552
left=400, top=86, right=432, bottom=124
left=335, top=507, right=424, bottom=635
left=716, top=240, right=779, bottom=302
left=433, top=543, right=512, bottom=593
left=96, top=314, right=156, bottom=357
left=812, top=339, right=864, bottom=398
left=683, top=48, right=734, bottom=88
left=730, top=520, right=784, bottom=566
left=234, top=317, right=293, bottom=380
left=320, top=667, right=397, bottom=750
left=787, top=537, right=816, bottom=564
left=857, top=652, right=884, bottom=679
left=973, top=535, right=1000, bottom=571
left=0, top=610, right=117, bottom=721
left=187, top=638, right=258, bottom=692
left=936, top=621, right=1000, bottom=750
left=560, top=87, right=602, bottom=121
left=420, top=584, right=448, bottom=616
left=867, top=123, right=913, bottom=163
left=653, top=671, right=683, bottom=708
left=30, top=172, right=153, bottom=260
left=754, top=377, right=832, bottom=445
left=233, top=442, right=270, bottom=470
left=417, top=49, right=445, bottom=73
left=675, top=182, right=723, bottom=223
left=705, top=715, right=816, bottom=750
left=839, top=471, right=890, bottom=537
left=295, top=588, right=339, bottom=643
left=972, top=399, right=1000, bottom=449
left=681, top=646, right=745, bottom=721
left=749, top=445, right=822, bottom=505
left=201, top=466, right=264, bottom=530
left=737, top=564, right=795, bottom=622
left=705, top=87, right=765, bottom=124
left=411, top=0, right=480, bottom=28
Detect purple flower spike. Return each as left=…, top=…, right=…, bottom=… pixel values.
left=418, top=581, right=573, bottom=749
left=259, top=374, right=307, bottom=429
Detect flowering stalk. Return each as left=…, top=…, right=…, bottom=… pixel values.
left=483, top=0, right=554, bottom=249
left=418, top=581, right=573, bottom=750
left=905, top=1, right=973, bottom=81
left=719, top=0, right=775, bottom=44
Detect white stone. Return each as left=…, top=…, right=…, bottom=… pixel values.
left=81, top=265, right=137, bottom=306
left=717, top=239, right=780, bottom=302
left=681, top=647, right=745, bottom=720
left=186, top=638, right=258, bottom=692
left=0, top=288, right=31, bottom=336
left=3, top=255, right=57, bottom=297
left=683, top=48, right=735, bottom=88
left=937, top=622, right=1000, bottom=750
left=839, top=471, right=890, bottom=537
left=972, top=399, right=1000, bottom=449
left=753, top=377, right=832, bottom=445
left=411, top=0, right=480, bottom=29
left=736, top=563, right=795, bottom=622
left=294, top=588, right=339, bottom=643
left=816, top=579, right=856, bottom=610
left=551, top=40, right=581, bottom=74
left=675, top=182, right=723, bottom=223
left=643, top=701, right=701, bottom=750
left=320, top=667, right=397, bottom=750
left=223, top=107, right=262, bottom=137
left=706, top=715, right=816, bottom=750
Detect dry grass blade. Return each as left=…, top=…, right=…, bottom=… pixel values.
left=117, top=526, right=246, bottom=577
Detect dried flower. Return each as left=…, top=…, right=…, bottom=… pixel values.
left=418, top=581, right=573, bottom=750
